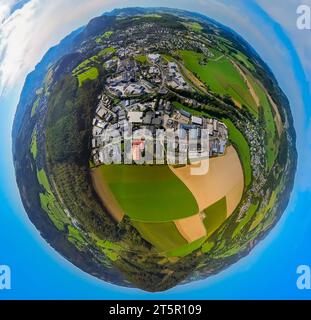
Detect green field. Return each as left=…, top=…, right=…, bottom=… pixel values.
left=132, top=221, right=187, bottom=252
left=30, top=129, right=38, bottom=160
left=76, top=67, right=99, bottom=87
left=203, top=197, right=227, bottom=237
left=98, top=165, right=199, bottom=222
left=37, top=169, right=52, bottom=193
left=250, top=191, right=277, bottom=231
left=31, top=97, right=40, bottom=117
left=178, top=50, right=256, bottom=108
left=232, top=202, right=259, bottom=238
left=233, top=52, right=255, bottom=72
left=167, top=236, right=207, bottom=257
left=68, top=226, right=87, bottom=250
left=248, top=75, right=277, bottom=169
left=135, top=55, right=149, bottom=64
left=182, top=21, right=203, bottom=32
left=95, top=31, right=114, bottom=43
left=72, top=46, right=115, bottom=83
left=221, top=119, right=252, bottom=187
left=37, top=168, right=69, bottom=230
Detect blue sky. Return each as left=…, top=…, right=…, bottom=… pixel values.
left=0, top=0, right=311, bottom=299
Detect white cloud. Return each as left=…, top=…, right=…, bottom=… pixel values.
left=0, top=0, right=127, bottom=96
left=256, top=0, right=311, bottom=88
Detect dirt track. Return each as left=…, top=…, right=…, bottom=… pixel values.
left=91, top=168, right=124, bottom=223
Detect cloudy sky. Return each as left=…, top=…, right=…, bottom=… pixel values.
left=0, top=0, right=310, bottom=96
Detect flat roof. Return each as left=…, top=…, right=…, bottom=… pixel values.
left=128, top=111, right=143, bottom=123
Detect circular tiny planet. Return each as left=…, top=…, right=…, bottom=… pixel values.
left=13, top=7, right=297, bottom=292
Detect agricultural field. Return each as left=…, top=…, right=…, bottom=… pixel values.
left=72, top=46, right=116, bottom=86
left=135, top=55, right=149, bottom=64
left=76, top=67, right=99, bottom=87
left=170, top=146, right=244, bottom=216
left=178, top=50, right=256, bottom=109
left=221, top=119, right=252, bottom=187
left=31, top=97, right=40, bottom=117
left=232, top=202, right=259, bottom=238
left=247, top=75, right=278, bottom=169
left=30, top=129, right=38, bottom=160
left=167, top=236, right=207, bottom=257
left=95, top=164, right=199, bottom=222
left=132, top=221, right=187, bottom=252
left=232, top=51, right=255, bottom=72
left=37, top=168, right=69, bottom=231
left=94, top=156, right=243, bottom=256
left=203, top=197, right=227, bottom=237
left=182, top=21, right=203, bottom=32
left=95, top=31, right=114, bottom=43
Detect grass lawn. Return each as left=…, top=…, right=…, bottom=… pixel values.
left=178, top=50, right=256, bottom=109
left=167, top=236, right=207, bottom=257
left=203, top=197, right=227, bottom=237
left=132, top=221, right=187, bottom=253
left=221, top=119, right=252, bottom=187
left=98, top=165, right=199, bottom=222
left=77, top=67, right=99, bottom=87
left=30, top=129, right=38, bottom=160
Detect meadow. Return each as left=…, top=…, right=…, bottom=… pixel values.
left=178, top=50, right=256, bottom=109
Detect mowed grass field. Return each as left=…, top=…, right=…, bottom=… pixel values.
left=97, top=165, right=199, bottom=222
left=178, top=50, right=256, bottom=109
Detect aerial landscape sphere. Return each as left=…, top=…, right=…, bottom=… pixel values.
left=12, top=7, right=297, bottom=292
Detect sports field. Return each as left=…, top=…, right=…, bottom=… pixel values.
left=94, top=165, right=199, bottom=222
